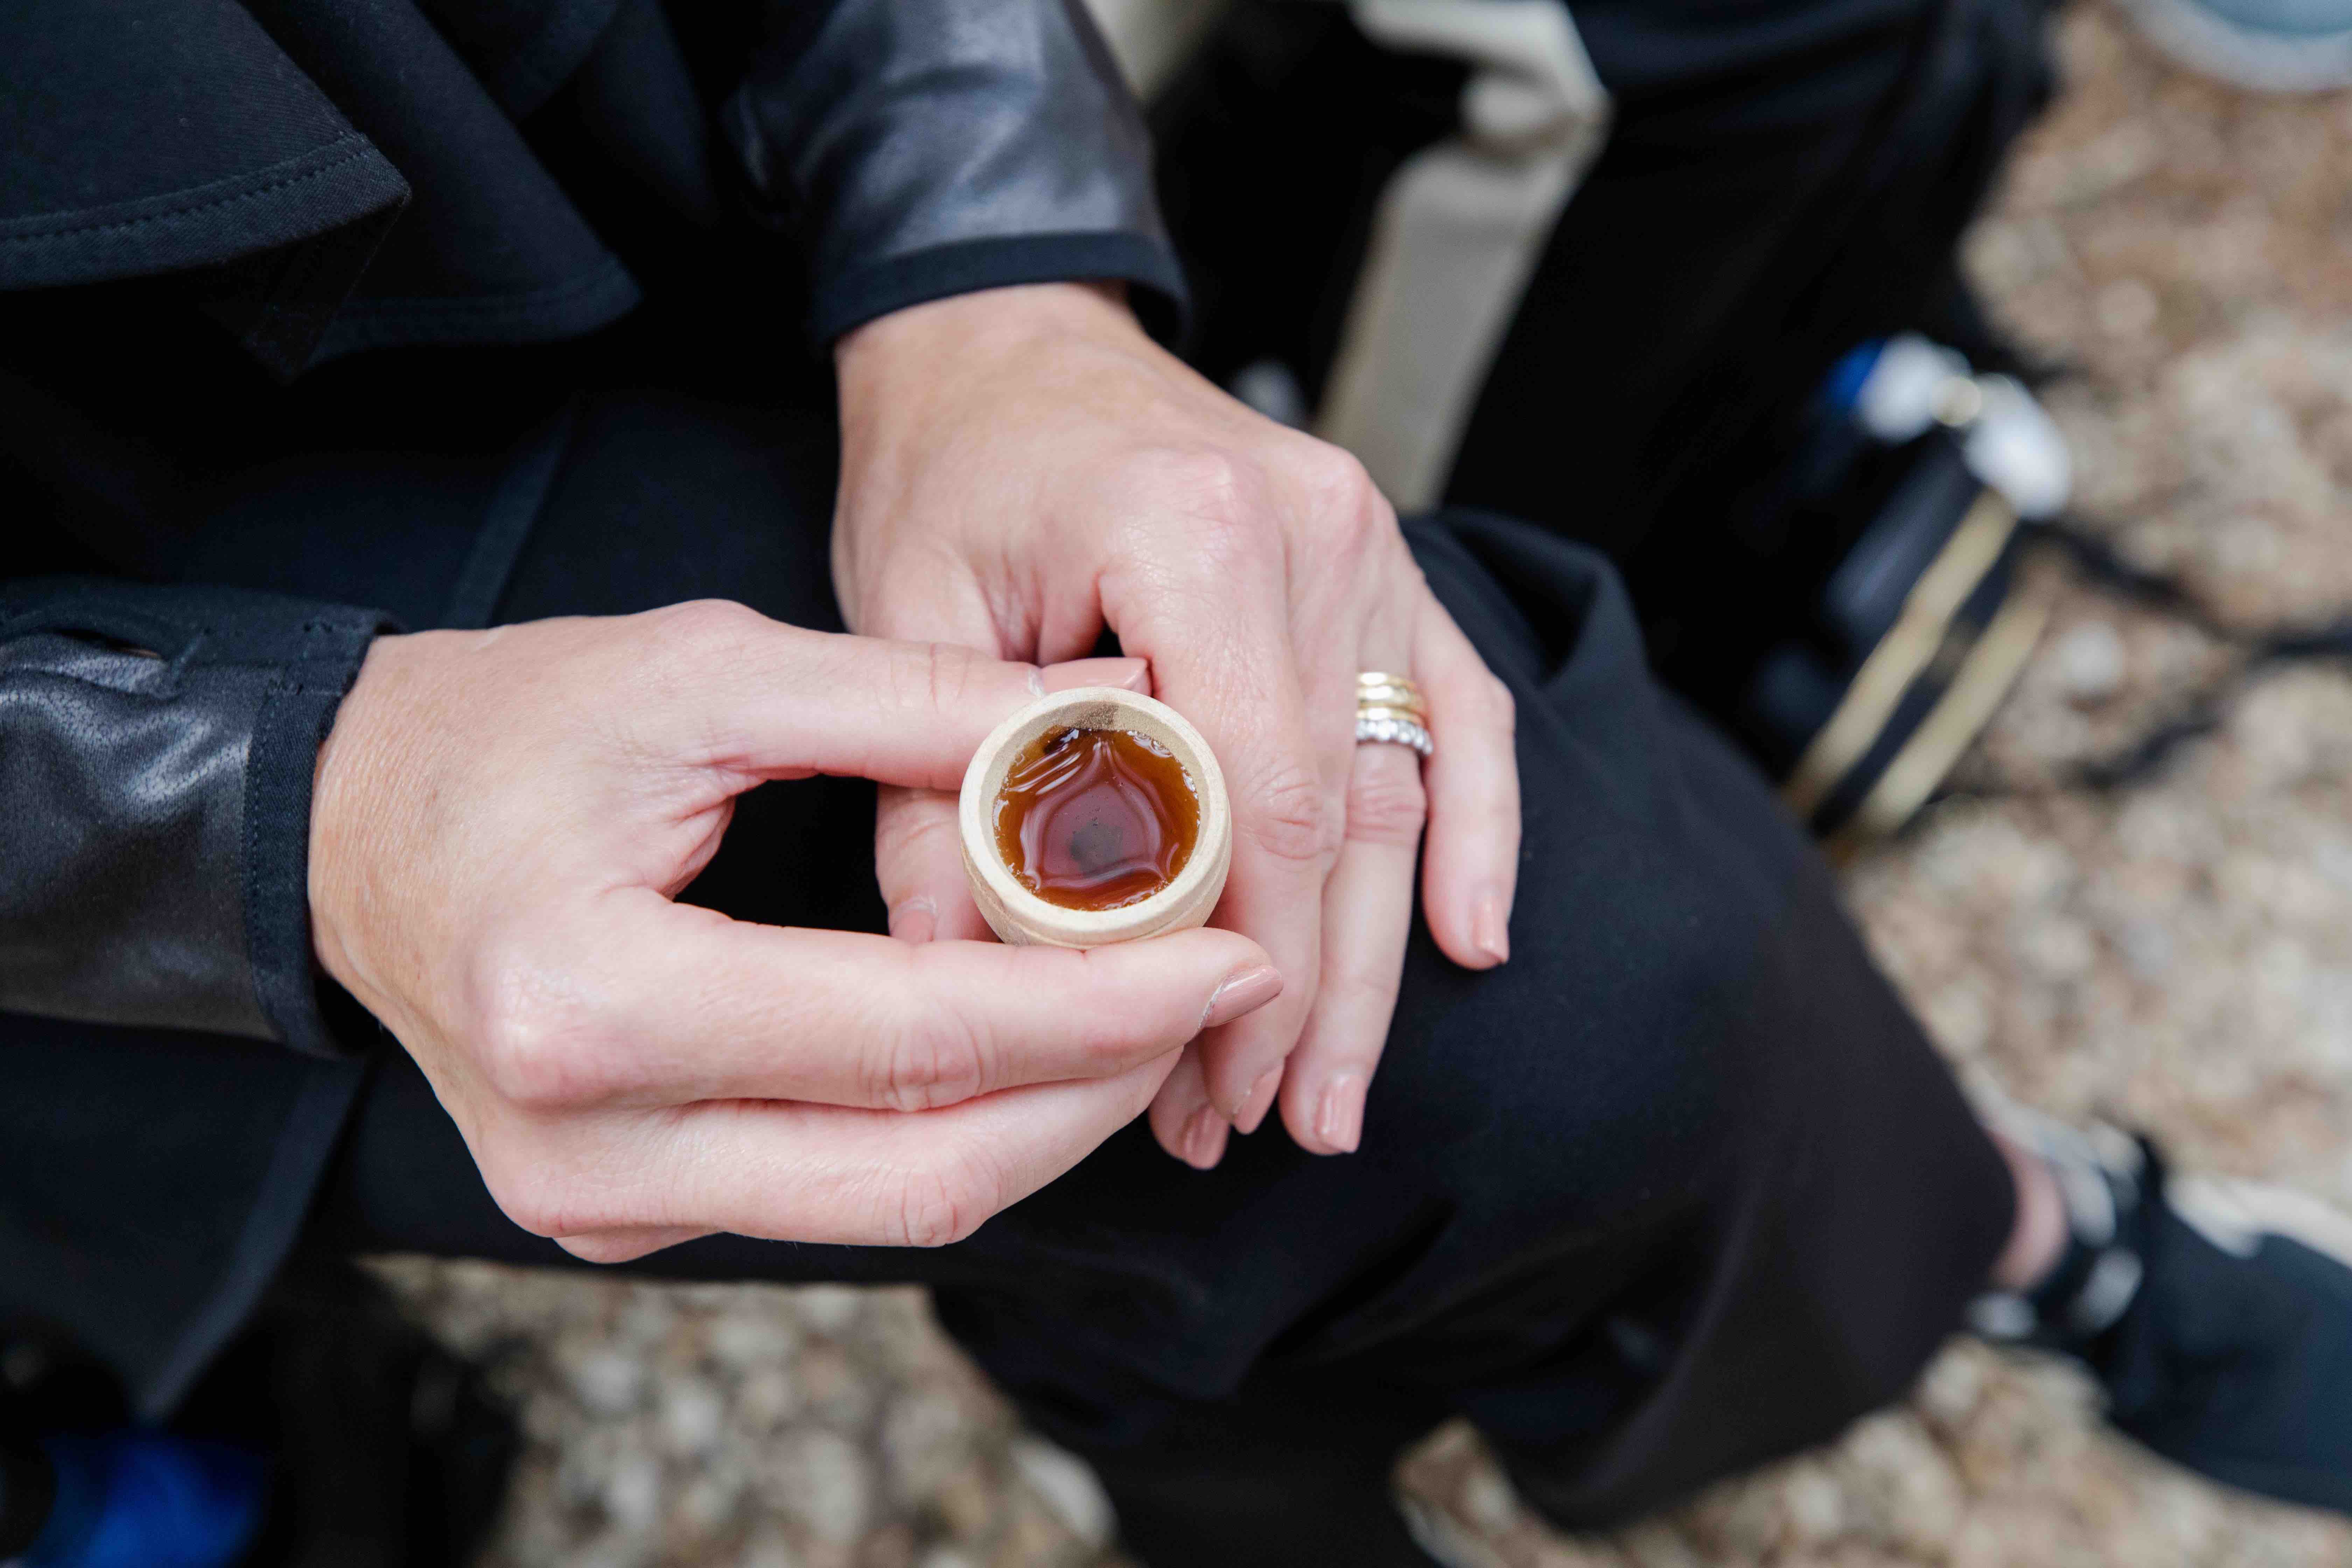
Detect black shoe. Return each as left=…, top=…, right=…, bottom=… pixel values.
left=1972, top=1117, right=2352, bottom=1516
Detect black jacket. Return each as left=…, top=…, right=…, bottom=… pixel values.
left=0, top=0, right=1181, bottom=1412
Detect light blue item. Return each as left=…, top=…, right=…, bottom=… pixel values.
left=2115, top=0, right=2352, bottom=90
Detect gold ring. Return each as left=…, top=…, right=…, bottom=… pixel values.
left=1356, top=672, right=1432, bottom=757
left=1356, top=686, right=1426, bottom=714
left=1356, top=672, right=1427, bottom=717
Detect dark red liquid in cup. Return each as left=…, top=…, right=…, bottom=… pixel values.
left=994, top=726, right=1199, bottom=911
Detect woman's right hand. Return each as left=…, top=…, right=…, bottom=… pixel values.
left=307, top=603, right=1281, bottom=1262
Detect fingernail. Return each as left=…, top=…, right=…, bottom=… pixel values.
left=1026, top=668, right=1046, bottom=696
left=1180, top=1105, right=1228, bottom=1170
left=1232, top=1066, right=1281, bottom=1135
left=889, top=897, right=937, bottom=945
left=1473, top=887, right=1511, bottom=965
left=1042, top=656, right=1151, bottom=694
left=1201, top=965, right=1283, bottom=1030
left=1314, top=1072, right=1365, bottom=1154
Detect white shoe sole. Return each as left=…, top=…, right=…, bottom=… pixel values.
left=2169, top=1174, right=2352, bottom=1267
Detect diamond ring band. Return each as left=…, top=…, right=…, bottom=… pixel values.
left=1356, top=672, right=1434, bottom=758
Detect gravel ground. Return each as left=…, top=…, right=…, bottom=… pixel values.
left=376, top=7, right=2352, bottom=1562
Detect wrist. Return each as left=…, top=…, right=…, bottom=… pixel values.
left=307, top=632, right=418, bottom=993
left=835, top=280, right=1143, bottom=393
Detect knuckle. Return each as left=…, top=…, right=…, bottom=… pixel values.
left=655, top=597, right=763, bottom=653
left=1328, top=943, right=1408, bottom=1009
left=1144, top=447, right=1251, bottom=512
left=1289, top=442, right=1390, bottom=548
left=554, top=1232, right=644, bottom=1266
left=891, top=637, right=985, bottom=716
left=888, top=1158, right=992, bottom=1248
left=477, top=1156, right=572, bottom=1239
left=479, top=1022, right=591, bottom=1112
left=468, top=965, right=604, bottom=1112
left=1345, top=760, right=1429, bottom=847
left=871, top=1004, right=990, bottom=1112
left=1468, top=673, right=1517, bottom=735
left=1294, top=441, right=1381, bottom=519
left=873, top=803, right=962, bottom=882
left=1074, top=1013, right=1150, bottom=1070
left=1242, top=760, right=1331, bottom=867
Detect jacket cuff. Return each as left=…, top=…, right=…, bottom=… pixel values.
left=727, top=0, right=1189, bottom=350
left=237, top=604, right=390, bottom=1058
left=0, top=580, right=394, bottom=1057
left=807, top=230, right=1189, bottom=346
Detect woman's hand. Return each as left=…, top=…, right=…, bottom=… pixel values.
left=833, top=283, right=1519, bottom=1168
left=308, top=604, right=1282, bottom=1262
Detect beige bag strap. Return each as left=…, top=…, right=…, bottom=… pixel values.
left=1316, top=0, right=1611, bottom=510
left=1083, top=0, right=1239, bottom=101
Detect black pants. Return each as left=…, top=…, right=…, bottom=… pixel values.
left=215, top=381, right=2021, bottom=1566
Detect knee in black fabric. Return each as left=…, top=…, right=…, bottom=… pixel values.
left=1386, top=512, right=1822, bottom=1188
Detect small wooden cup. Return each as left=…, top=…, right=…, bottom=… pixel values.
left=959, top=686, right=1232, bottom=947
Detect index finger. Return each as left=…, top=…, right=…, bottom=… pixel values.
left=491, top=1054, right=1190, bottom=1251
left=633, top=605, right=1047, bottom=791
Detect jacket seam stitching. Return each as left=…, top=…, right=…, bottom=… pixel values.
left=0, top=138, right=383, bottom=246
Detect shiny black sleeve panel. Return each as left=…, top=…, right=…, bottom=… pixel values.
left=724, top=0, right=1186, bottom=344
left=0, top=581, right=392, bottom=1056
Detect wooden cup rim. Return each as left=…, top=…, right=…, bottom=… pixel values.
left=957, top=686, right=1233, bottom=947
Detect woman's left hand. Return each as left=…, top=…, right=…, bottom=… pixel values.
left=832, top=281, right=1521, bottom=1167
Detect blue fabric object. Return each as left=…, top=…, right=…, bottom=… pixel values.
left=1821, top=338, right=1887, bottom=418
left=24, top=1434, right=267, bottom=1568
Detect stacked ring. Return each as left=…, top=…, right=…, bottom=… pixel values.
left=1356, top=672, right=1434, bottom=758
left=1355, top=672, right=1427, bottom=714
